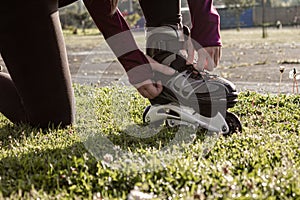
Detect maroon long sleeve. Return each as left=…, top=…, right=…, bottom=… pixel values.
left=83, top=0, right=153, bottom=84
left=187, top=0, right=222, bottom=49
left=81, top=0, right=221, bottom=84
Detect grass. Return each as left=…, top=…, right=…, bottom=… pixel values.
left=0, top=84, right=299, bottom=199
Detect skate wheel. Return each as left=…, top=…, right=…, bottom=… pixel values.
left=165, top=109, right=182, bottom=128
left=165, top=119, right=178, bottom=128
left=142, top=105, right=151, bottom=124
left=142, top=105, right=164, bottom=127
left=224, top=112, right=242, bottom=136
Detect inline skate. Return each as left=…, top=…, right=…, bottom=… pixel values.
left=142, top=25, right=242, bottom=135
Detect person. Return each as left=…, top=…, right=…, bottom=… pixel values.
left=0, top=0, right=75, bottom=128
left=0, top=0, right=173, bottom=128
left=138, top=0, right=238, bottom=121
left=0, top=0, right=220, bottom=128
left=138, top=0, right=222, bottom=71
left=63, top=0, right=222, bottom=96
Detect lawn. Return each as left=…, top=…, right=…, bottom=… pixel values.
left=0, top=84, right=299, bottom=199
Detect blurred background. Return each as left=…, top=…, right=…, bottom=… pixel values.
left=59, top=0, right=300, bottom=33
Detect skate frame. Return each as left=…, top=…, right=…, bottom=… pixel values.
left=144, top=104, right=230, bottom=134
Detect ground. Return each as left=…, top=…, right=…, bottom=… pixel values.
left=1, top=27, right=300, bottom=93
left=0, top=27, right=299, bottom=199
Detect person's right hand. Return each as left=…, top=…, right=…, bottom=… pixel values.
left=133, top=55, right=175, bottom=99
left=134, top=79, right=163, bottom=99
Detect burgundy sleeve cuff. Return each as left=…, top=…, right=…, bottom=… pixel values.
left=187, top=0, right=222, bottom=50
left=191, top=18, right=222, bottom=50
left=118, top=50, right=154, bottom=85
left=191, top=13, right=222, bottom=50
left=83, top=0, right=153, bottom=85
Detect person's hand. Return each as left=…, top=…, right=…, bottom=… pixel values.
left=134, top=79, right=163, bottom=99
left=184, top=34, right=221, bottom=71
left=185, top=34, right=221, bottom=71
left=133, top=55, right=175, bottom=99
left=185, top=36, right=195, bottom=65
left=195, top=46, right=221, bottom=71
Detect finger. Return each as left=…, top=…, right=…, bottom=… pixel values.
left=156, top=80, right=163, bottom=93
left=140, top=88, right=157, bottom=99
left=198, top=47, right=219, bottom=71
left=186, top=39, right=195, bottom=64
left=205, top=56, right=215, bottom=71
left=145, top=82, right=163, bottom=99
left=140, top=88, right=152, bottom=99
left=134, top=79, right=153, bottom=90
left=214, top=47, right=221, bottom=66
left=138, top=85, right=156, bottom=99
left=137, top=82, right=163, bottom=99
left=196, top=48, right=206, bottom=71
left=208, top=47, right=221, bottom=67
left=186, top=49, right=195, bottom=65
left=205, top=48, right=215, bottom=71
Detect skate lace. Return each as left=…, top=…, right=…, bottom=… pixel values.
left=167, top=64, right=220, bottom=100
left=165, top=65, right=206, bottom=99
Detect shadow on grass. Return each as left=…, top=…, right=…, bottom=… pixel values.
left=0, top=139, right=98, bottom=197
left=0, top=122, right=97, bottom=197
left=0, top=123, right=72, bottom=148
left=0, top=123, right=38, bottom=147
left=0, top=122, right=216, bottom=198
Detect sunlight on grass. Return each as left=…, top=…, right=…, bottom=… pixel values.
left=0, top=84, right=299, bottom=199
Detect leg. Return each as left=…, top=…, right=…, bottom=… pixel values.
left=59, top=0, right=79, bottom=8
left=0, top=73, right=27, bottom=123
left=0, top=0, right=75, bottom=128
left=139, top=0, right=181, bottom=27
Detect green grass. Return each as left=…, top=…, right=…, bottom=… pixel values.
left=0, top=84, right=299, bottom=199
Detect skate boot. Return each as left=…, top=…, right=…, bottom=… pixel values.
left=142, top=25, right=242, bottom=135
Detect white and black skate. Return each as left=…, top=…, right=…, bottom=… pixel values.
left=143, top=25, right=242, bottom=135
left=142, top=65, right=242, bottom=136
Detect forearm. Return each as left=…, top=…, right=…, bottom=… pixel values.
left=82, top=0, right=153, bottom=84
left=187, top=0, right=221, bottom=49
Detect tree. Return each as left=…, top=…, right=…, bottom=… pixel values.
left=223, top=0, right=256, bottom=30
left=59, top=1, right=95, bottom=34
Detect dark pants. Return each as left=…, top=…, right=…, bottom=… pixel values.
left=0, top=0, right=75, bottom=128
left=139, top=0, right=181, bottom=27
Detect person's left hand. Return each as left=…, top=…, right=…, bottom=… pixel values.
left=195, top=46, right=221, bottom=71
left=185, top=35, right=221, bottom=72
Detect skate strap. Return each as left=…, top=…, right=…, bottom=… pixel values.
left=147, top=39, right=185, bottom=53
left=146, top=25, right=185, bottom=54
left=176, top=64, right=195, bottom=73
left=161, top=54, right=177, bottom=66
